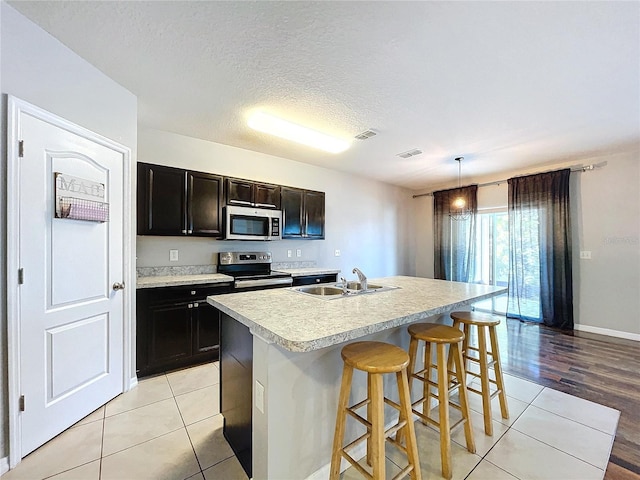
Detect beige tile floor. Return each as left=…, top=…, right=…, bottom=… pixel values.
left=2, top=361, right=619, bottom=480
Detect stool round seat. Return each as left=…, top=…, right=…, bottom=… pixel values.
left=408, top=323, right=465, bottom=344
left=450, top=311, right=501, bottom=327
left=341, top=341, right=409, bottom=373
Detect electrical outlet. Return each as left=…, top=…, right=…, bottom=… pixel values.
left=287, top=249, right=292, bottom=258
left=334, top=249, right=341, bottom=257
left=296, top=249, right=302, bottom=258
left=169, top=249, right=179, bottom=262
left=255, top=381, right=265, bottom=413
left=580, top=250, right=592, bottom=260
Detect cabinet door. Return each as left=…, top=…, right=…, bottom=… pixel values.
left=188, top=171, right=223, bottom=236
left=304, top=190, right=325, bottom=239
left=254, top=183, right=281, bottom=209
left=192, top=301, right=220, bottom=354
left=226, top=178, right=254, bottom=207
left=138, top=163, right=186, bottom=235
left=281, top=187, right=304, bottom=238
left=147, top=302, right=192, bottom=367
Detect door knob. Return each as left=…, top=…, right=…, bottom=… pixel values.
left=112, top=282, right=125, bottom=291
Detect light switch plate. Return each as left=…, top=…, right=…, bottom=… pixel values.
left=169, top=249, right=179, bottom=262
left=287, top=249, right=292, bottom=258
left=580, top=250, right=592, bottom=259
left=296, top=249, right=302, bottom=258
left=334, top=249, right=341, bottom=257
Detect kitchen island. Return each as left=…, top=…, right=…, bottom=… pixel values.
left=207, top=275, right=506, bottom=479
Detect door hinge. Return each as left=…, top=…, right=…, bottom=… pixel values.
left=18, top=140, right=24, bottom=158
left=18, top=268, right=24, bottom=285
left=19, top=395, right=25, bottom=412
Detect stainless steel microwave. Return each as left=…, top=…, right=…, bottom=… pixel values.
left=224, top=205, right=282, bottom=241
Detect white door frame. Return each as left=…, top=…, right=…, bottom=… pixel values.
left=6, top=95, right=134, bottom=468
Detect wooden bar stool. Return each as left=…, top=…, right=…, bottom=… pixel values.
left=402, top=323, right=475, bottom=480
left=330, top=341, right=422, bottom=480
left=449, top=311, right=509, bottom=436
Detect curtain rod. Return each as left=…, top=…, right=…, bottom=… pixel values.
left=412, top=163, right=602, bottom=199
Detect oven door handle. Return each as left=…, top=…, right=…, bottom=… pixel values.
left=234, top=277, right=293, bottom=289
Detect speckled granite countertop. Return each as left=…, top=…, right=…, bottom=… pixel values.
left=136, top=265, right=233, bottom=289
left=207, top=276, right=506, bottom=352
left=272, top=267, right=341, bottom=277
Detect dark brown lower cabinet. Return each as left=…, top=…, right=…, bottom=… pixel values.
left=136, top=283, right=231, bottom=377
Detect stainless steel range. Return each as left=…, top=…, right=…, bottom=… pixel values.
left=217, top=251, right=292, bottom=290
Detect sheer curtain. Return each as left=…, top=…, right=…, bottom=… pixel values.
left=433, top=185, right=478, bottom=281
left=507, top=169, right=574, bottom=329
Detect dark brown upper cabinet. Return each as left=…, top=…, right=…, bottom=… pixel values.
left=281, top=187, right=325, bottom=239
left=137, top=162, right=223, bottom=237
left=225, top=177, right=281, bottom=210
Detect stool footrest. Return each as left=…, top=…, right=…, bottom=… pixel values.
left=393, top=464, right=416, bottom=480
left=346, top=407, right=372, bottom=430
left=340, top=447, right=373, bottom=480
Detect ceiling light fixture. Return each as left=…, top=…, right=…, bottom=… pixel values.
left=450, top=157, right=470, bottom=221
left=247, top=111, right=351, bottom=154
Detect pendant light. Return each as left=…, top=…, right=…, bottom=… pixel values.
left=450, top=157, right=470, bottom=221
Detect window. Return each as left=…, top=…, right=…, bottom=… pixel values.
left=471, top=209, right=508, bottom=314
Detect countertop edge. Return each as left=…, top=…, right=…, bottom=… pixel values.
left=137, top=274, right=234, bottom=289
left=272, top=268, right=341, bottom=277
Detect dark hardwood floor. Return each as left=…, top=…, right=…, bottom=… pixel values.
left=493, top=319, right=640, bottom=479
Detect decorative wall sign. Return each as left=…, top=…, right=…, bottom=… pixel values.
left=54, top=172, right=109, bottom=222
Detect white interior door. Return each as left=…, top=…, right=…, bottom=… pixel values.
left=10, top=99, right=128, bottom=457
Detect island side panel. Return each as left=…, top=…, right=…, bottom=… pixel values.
left=253, top=324, right=423, bottom=479
left=220, top=312, right=253, bottom=477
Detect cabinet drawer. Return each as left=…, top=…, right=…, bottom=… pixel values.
left=139, top=283, right=232, bottom=305
left=292, top=274, right=338, bottom=286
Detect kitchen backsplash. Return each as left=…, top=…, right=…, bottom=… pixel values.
left=136, top=265, right=218, bottom=277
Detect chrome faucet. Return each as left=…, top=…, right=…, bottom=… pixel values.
left=352, top=268, right=368, bottom=291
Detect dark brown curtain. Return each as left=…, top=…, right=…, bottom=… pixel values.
left=507, top=169, right=574, bottom=329
left=433, top=185, right=478, bottom=281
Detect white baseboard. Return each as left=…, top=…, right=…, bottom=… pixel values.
left=0, top=456, right=9, bottom=476
left=575, top=324, right=640, bottom=342
left=129, top=375, right=138, bottom=391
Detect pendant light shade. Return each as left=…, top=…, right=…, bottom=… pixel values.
left=450, top=157, right=470, bottom=221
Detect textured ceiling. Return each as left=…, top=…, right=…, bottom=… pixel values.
left=8, top=1, right=640, bottom=191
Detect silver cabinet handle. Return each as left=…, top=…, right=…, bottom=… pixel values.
left=191, top=290, right=196, bottom=295
left=188, top=303, right=193, bottom=309
left=182, top=229, right=187, bottom=234
left=188, top=230, right=193, bottom=234
left=112, top=282, right=125, bottom=291
left=193, top=302, right=200, bottom=308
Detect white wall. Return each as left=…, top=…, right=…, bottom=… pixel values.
left=415, top=143, right=640, bottom=338
left=137, top=128, right=416, bottom=278
left=0, top=2, right=137, bottom=464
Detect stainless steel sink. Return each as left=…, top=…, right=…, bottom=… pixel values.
left=295, top=285, right=345, bottom=296
left=292, top=283, right=399, bottom=299
left=341, top=281, right=384, bottom=291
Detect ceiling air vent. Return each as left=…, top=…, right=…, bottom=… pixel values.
left=397, top=149, right=422, bottom=159
left=354, top=129, right=377, bottom=140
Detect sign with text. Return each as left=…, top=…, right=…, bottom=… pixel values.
left=54, top=172, right=109, bottom=222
